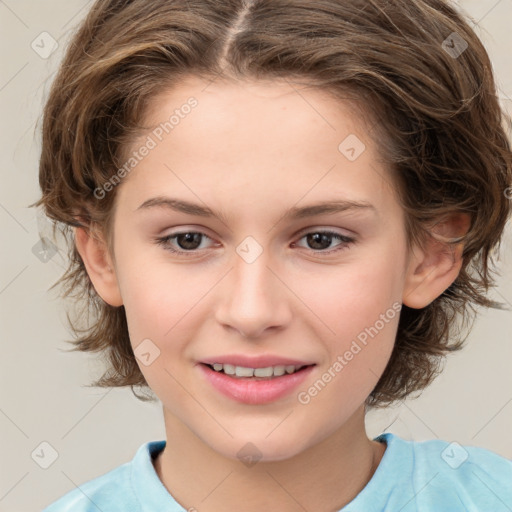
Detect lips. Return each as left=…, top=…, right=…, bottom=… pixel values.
left=197, top=354, right=316, bottom=404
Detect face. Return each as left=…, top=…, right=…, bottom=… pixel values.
left=106, top=76, right=411, bottom=461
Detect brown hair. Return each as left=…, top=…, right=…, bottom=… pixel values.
left=35, top=0, right=512, bottom=407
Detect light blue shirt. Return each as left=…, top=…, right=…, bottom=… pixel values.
left=42, top=432, right=512, bottom=511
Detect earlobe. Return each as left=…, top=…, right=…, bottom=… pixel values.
left=402, top=213, right=470, bottom=309
left=74, top=227, right=123, bottom=307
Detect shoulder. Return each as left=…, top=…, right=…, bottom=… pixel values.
left=378, top=433, right=512, bottom=509
left=42, top=440, right=165, bottom=512
left=42, top=464, right=133, bottom=512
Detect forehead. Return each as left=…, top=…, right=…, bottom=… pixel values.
left=116, top=75, right=398, bottom=223
left=141, top=75, right=372, bottom=142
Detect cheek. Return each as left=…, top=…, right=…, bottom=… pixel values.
left=292, top=249, right=403, bottom=397
left=115, top=250, right=207, bottom=339
left=114, top=255, right=227, bottom=397
left=295, top=248, right=404, bottom=339
left=116, top=260, right=199, bottom=393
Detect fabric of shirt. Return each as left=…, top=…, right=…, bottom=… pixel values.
left=42, top=432, right=512, bottom=511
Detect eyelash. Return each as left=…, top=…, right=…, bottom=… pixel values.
left=155, top=229, right=355, bottom=257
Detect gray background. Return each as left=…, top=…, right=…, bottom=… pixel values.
left=0, top=1, right=511, bottom=510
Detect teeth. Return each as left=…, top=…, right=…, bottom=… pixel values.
left=254, top=367, right=273, bottom=377
left=273, top=365, right=286, bottom=376
left=236, top=366, right=254, bottom=377
left=223, top=364, right=236, bottom=375
left=209, top=363, right=304, bottom=378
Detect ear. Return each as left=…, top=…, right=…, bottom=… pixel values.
left=74, top=226, right=123, bottom=307
left=402, top=213, right=471, bottom=309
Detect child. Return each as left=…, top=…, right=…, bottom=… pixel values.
left=38, top=0, right=512, bottom=510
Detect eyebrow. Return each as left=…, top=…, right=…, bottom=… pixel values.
left=136, top=196, right=377, bottom=224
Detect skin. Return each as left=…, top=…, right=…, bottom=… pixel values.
left=76, top=76, right=469, bottom=511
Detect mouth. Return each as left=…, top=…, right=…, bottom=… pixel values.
left=197, top=362, right=316, bottom=404
left=202, top=362, right=313, bottom=381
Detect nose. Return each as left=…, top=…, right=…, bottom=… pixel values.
left=215, top=250, right=292, bottom=339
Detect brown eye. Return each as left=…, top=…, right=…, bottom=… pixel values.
left=174, top=232, right=203, bottom=250
left=294, top=230, right=355, bottom=255
left=155, top=231, right=214, bottom=254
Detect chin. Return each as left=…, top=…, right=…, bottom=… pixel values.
left=206, top=430, right=313, bottom=464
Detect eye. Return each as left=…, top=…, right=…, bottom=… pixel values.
left=155, top=231, right=215, bottom=254
left=293, top=230, right=355, bottom=256
left=155, top=229, right=355, bottom=257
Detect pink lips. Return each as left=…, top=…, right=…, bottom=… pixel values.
left=197, top=359, right=315, bottom=405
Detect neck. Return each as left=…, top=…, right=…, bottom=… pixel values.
left=153, top=405, right=386, bottom=512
